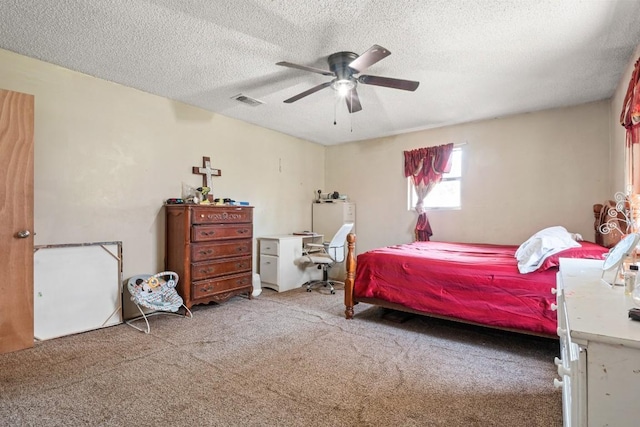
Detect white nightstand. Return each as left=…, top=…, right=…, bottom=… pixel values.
left=258, top=234, right=322, bottom=292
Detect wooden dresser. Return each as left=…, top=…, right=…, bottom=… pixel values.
left=165, top=205, right=254, bottom=308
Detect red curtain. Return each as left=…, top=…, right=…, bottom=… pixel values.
left=404, top=143, right=454, bottom=241
left=622, top=58, right=640, bottom=192
left=414, top=213, right=433, bottom=242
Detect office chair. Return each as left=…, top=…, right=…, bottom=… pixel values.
left=301, top=222, right=354, bottom=294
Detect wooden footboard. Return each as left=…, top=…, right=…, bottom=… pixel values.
left=344, top=233, right=356, bottom=319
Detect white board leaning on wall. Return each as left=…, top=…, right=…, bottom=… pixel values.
left=33, top=241, right=123, bottom=340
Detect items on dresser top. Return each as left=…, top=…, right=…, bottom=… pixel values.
left=599, top=232, right=640, bottom=287
left=165, top=197, right=249, bottom=206
left=191, top=156, right=221, bottom=203
left=165, top=205, right=253, bottom=308
left=624, top=264, right=639, bottom=295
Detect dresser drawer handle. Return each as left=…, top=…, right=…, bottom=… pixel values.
left=238, top=278, right=249, bottom=285
left=201, top=230, right=216, bottom=237
left=201, top=268, right=215, bottom=274
left=237, top=262, right=248, bottom=268
left=557, top=364, right=570, bottom=377
left=237, top=247, right=246, bottom=252
left=200, top=285, right=214, bottom=292
left=237, top=229, right=249, bottom=234
left=199, top=249, right=214, bottom=256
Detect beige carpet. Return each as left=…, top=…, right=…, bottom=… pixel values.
left=0, top=287, right=562, bottom=426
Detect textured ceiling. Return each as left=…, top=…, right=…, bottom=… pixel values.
left=2, top=0, right=640, bottom=145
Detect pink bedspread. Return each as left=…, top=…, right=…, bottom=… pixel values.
left=354, top=241, right=558, bottom=335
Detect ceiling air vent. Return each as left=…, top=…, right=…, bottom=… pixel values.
left=231, top=93, right=264, bottom=107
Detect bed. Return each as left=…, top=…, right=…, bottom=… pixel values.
left=344, top=221, right=611, bottom=337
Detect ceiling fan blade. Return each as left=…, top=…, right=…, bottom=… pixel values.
left=348, top=45, right=391, bottom=73
left=345, top=88, right=362, bottom=113
left=276, top=61, right=334, bottom=76
left=358, top=75, right=420, bottom=91
left=283, top=81, right=332, bottom=103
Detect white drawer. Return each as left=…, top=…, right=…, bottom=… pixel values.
left=260, top=254, right=278, bottom=284
left=260, top=240, right=279, bottom=256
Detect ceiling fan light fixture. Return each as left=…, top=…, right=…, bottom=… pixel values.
left=276, top=44, right=420, bottom=112
left=332, top=78, right=356, bottom=97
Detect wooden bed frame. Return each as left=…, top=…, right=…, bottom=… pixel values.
left=343, top=206, right=614, bottom=336
left=343, top=234, right=554, bottom=337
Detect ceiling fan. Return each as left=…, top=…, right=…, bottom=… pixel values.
left=276, top=45, right=419, bottom=113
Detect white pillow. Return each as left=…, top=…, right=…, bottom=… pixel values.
left=516, top=226, right=581, bottom=274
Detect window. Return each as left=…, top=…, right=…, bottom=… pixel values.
left=407, top=147, right=462, bottom=210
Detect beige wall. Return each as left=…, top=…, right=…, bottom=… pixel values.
left=0, top=49, right=325, bottom=294
left=610, top=44, right=640, bottom=193
left=4, top=42, right=639, bottom=290
left=326, top=101, right=611, bottom=253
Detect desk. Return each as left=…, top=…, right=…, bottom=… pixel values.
left=258, top=234, right=322, bottom=292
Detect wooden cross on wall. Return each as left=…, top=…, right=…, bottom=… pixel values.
left=192, top=156, right=221, bottom=202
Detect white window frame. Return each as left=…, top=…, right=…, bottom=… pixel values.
left=407, top=147, right=462, bottom=210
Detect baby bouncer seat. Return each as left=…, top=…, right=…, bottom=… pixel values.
left=126, top=271, right=192, bottom=333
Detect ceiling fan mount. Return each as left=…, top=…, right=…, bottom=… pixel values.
left=327, top=51, right=359, bottom=80
left=276, top=45, right=419, bottom=114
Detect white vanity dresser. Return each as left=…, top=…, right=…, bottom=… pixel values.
left=555, top=258, right=640, bottom=427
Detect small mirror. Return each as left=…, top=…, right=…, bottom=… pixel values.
left=601, top=233, right=640, bottom=286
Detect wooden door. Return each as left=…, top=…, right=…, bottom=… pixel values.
left=0, top=89, right=34, bottom=354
